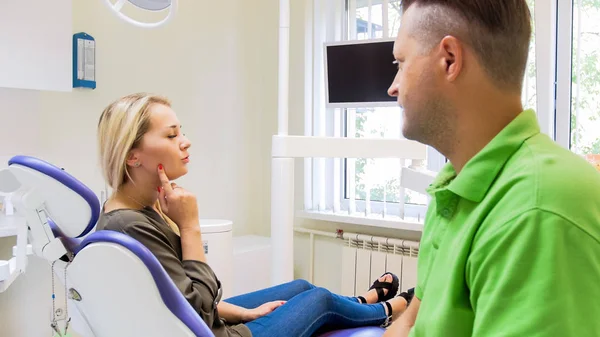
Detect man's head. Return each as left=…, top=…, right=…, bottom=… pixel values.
left=388, top=0, right=532, bottom=147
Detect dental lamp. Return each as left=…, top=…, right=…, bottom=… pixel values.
left=102, top=0, right=178, bottom=28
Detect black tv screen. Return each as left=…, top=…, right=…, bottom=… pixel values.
left=325, top=39, right=397, bottom=106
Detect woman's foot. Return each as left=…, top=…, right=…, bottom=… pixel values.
left=357, top=273, right=398, bottom=304
left=382, top=295, right=409, bottom=321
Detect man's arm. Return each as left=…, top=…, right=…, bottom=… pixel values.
left=383, top=297, right=421, bottom=337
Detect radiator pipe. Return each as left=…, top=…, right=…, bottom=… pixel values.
left=293, top=227, right=419, bottom=250
left=309, top=233, right=315, bottom=283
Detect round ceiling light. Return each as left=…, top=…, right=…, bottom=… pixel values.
left=128, top=0, right=171, bottom=11
left=102, top=0, right=178, bottom=28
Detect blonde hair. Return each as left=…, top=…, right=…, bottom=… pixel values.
left=98, top=93, right=180, bottom=234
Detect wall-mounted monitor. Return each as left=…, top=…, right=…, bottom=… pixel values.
left=324, top=38, right=397, bottom=108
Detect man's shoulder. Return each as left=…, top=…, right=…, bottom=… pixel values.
left=496, top=134, right=600, bottom=231
left=521, top=134, right=600, bottom=196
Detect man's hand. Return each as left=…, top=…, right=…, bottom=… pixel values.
left=242, top=301, right=286, bottom=322
left=383, top=297, right=421, bottom=337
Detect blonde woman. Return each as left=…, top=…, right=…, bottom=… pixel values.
left=96, top=93, right=412, bottom=337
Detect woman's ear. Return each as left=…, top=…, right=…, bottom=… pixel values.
left=126, top=150, right=141, bottom=168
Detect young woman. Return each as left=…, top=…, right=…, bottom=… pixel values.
left=95, top=93, right=413, bottom=337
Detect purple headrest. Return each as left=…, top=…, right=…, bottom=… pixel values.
left=8, top=155, right=100, bottom=238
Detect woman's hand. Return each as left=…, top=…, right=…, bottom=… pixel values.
left=242, top=301, right=286, bottom=322
left=157, top=164, right=199, bottom=231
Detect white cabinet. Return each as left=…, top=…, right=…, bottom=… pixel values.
left=0, top=0, right=72, bottom=92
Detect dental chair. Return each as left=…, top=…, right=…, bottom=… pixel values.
left=2, top=155, right=384, bottom=337
left=3, top=155, right=213, bottom=337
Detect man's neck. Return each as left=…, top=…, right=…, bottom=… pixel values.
left=441, top=97, right=523, bottom=174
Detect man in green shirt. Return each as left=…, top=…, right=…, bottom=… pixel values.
left=384, top=1, right=600, bottom=336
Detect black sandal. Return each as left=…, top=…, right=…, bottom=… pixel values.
left=398, top=287, right=415, bottom=306
left=359, top=272, right=399, bottom=303
left=381, top=301, right=393, bottom=327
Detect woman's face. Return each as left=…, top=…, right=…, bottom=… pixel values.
left=131, top=103, right=191, bottom=181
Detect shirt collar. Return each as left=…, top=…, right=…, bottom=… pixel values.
left=429, top=109, right=541, bottom=203
left=426, top=163, right=457, bottom=195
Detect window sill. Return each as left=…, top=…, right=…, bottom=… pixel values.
left=296, top=209, right=424, bottom=235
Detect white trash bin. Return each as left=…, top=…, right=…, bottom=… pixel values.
left=200, top=219, right=233, bottom=299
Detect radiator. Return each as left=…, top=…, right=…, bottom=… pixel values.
left=293, top=227, right=419, bottom=297
left=340, top=238, right=419, bottom=296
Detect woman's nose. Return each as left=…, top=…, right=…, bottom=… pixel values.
left=181, top=136, right=191, bottom=150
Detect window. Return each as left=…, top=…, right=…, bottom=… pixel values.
left=343, top=107, right=430, bottom=222
left=343, top=0, right=432, bottom=222
left=570, top=0, right=600, bottom=158
left=523, top=0, right=537, bottom=111
left=299, top=0, right=436, bottom=227
left=300, top=0, right=552, bottom=227
left=343, top=0, right=537, bottom=220
left=552, top=0, right=600, bottom=167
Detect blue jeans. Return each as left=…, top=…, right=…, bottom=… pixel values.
left=224, top=279, right=387, bottom=337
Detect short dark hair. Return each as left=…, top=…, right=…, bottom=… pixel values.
left=401, top=0, right=532, bottom=92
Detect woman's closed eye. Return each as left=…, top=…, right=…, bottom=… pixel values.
left=165, top=124, right=183, bottom=139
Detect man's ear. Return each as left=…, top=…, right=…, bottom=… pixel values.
left=438, top=35, right=463, bottom=82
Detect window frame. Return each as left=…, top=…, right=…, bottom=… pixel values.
left=554, top=0, right=574, bottom=149
left=553, top=0, right=600, bottom=155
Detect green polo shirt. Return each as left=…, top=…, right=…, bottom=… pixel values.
left=410, top=109, right=600, bottom=336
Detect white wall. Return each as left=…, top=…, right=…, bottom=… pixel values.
left=0, top=0, right=279, bottom=335
left=0, top=0, right=72, bottom=91
left=0, top=89, right=42, bottom=161
left=236, top=0, right=279, bottom=237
